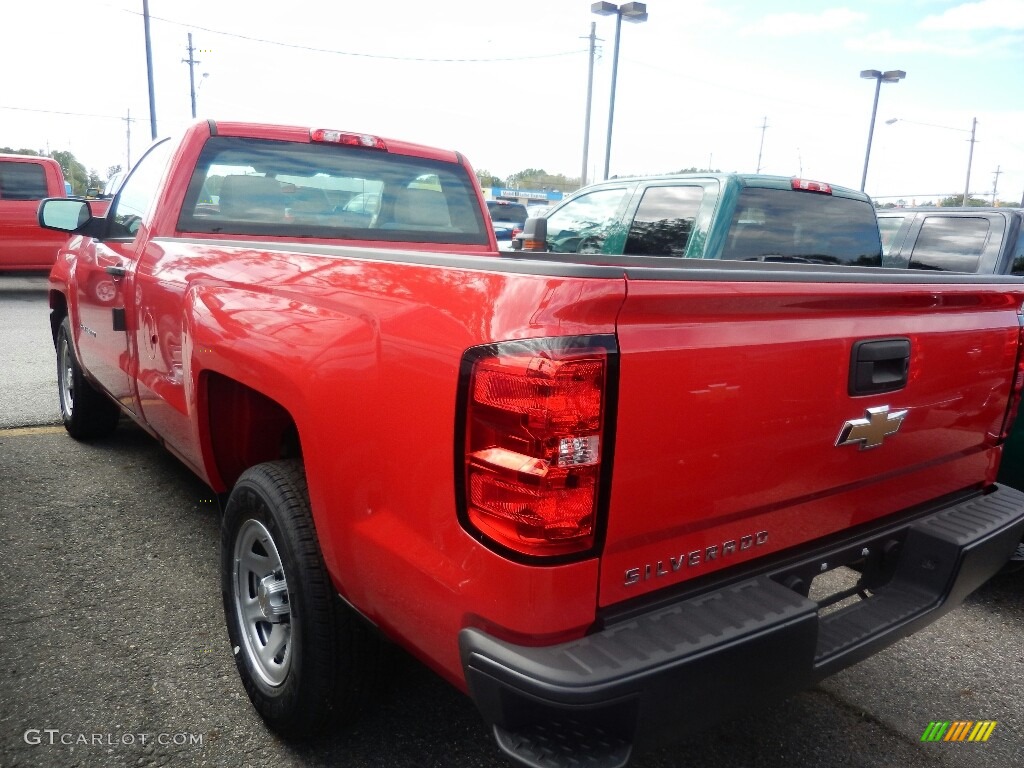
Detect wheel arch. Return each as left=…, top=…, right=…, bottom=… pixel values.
left=49, top=289, right=69, bottom=348
left=199, top=370, right=302, bottom=493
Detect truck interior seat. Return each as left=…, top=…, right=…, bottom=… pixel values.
left=383, top=187, right=451, bottom=230
left=219, top=175, right=287, bottom=221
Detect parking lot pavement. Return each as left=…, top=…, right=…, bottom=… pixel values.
left=0, top=420, right=1021, bottom=768
left=0, top=274, right=59, bottom=428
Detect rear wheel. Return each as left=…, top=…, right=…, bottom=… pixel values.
left=56, top=316, right=120, bottom=439
left=222, top=460, right=381, bottom=738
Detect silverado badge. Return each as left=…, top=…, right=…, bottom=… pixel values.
left=836, top=405, right=908, bottom=450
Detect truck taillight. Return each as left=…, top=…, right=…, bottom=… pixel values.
left=791, top=178, right=833, bottom=194
left=310, top=128, right=387, bottom=150
left=458, top=337, right=617, bottom=560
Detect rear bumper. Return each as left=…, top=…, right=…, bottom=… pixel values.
left=460, top=484, right=1024, bottom=768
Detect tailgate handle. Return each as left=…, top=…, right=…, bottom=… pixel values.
left=849, top=338, right=910, bottom=395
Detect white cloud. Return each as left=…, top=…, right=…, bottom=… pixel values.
left=741, top=8, right=867, bottom=37
left=844, top=29, right=954, bottom=55
left=845, top=28, right=1022, bottom=58
left=920, top=0, right=1024, bottom=31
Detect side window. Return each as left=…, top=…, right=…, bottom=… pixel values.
left=624, top=186, right=703, bottom=257
left=0, top=161, right=48, bottom=200
left=545, top=188, right=629, bottom=254
left=109, top=139, right=173, bottom=238
left=910, top=217, right=989, bottom=272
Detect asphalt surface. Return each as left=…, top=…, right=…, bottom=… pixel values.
left=1, top=274, right=1022, bottom=768
left=0, top=275, right=60, bottom=428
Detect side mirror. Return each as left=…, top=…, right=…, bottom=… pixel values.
left=513, top=217, right=547, bottom=252
left=38, top=198, right=93, bottom=233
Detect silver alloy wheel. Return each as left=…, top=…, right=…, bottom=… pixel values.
left=58, top=333, right=74, bottom=419
left=232, top=519, right=292, bottom=687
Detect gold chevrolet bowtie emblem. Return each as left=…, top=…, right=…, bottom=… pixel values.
left=836, top=405, right=908, bottom=450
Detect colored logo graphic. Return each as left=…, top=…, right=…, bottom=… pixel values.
left=920, top=721, right=997, bottom=742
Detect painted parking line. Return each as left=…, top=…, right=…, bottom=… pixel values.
left=0, top=425, right=65, bottom=437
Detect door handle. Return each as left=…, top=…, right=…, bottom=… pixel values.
left=105, top=265, right=127, bottom=278
left=849, top=338, right=910, bottom=395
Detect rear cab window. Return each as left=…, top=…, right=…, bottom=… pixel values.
left=487, top=201, right=528, bottom=225
left=177, top=136, right=488, bottom=246
left=720, top=187, right=882, bottom=267
left=0, top=161, right=49, bottom=201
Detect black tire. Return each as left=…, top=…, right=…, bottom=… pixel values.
left=221, top=460, right=381, bottom=739
left=56, top=316, right=120, bottom=440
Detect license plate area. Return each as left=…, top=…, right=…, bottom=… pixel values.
left=770, top=531, right=907, bottom=615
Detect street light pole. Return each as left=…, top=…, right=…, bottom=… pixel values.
left=859, top=69, right=905, bottom=192
left=581, top=22, right=597, bottom=187
left=142, top=0, right=157, bottom=139
left=592, top=2, right=648, bottom=181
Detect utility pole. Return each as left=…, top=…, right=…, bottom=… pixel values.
left=183, top=33, right=201, bottom=119
left=143, top=0, right=157, bottom=139
left=124, top=109, right=135, bottom=170
left=962, top=116, right=977, bottom=205
left=991, top=165, right=1001, bottom=205
left=756, top=116, right=768, bottom=173
left=580, top=22, right=597, bottom=187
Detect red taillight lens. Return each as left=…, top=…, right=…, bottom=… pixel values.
left=460, top=338, right=614, bottom=558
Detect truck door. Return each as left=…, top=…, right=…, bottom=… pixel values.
left=72, top=139, right=173, bottom=415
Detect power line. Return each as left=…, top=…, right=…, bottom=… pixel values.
left=0, top=104, right=151, bottom=122
left=107, top=3, right=585, bottom=63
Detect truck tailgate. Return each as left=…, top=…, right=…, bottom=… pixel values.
left=600, top=274, right=1023, bottom=606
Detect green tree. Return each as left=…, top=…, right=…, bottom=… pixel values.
left=938, top=195, right=988, bottom=207
left=106, top=164, right=123, bottom=180
left=505, top=169, right=581, bottom=193
left=50, top=150, right=93, bottom=195
left=0, top=147, right=41, bottom=156
left=475, top=169, right=503, bottom=189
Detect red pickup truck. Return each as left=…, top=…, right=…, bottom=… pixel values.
left=40, top=120, right=1024, bottom=767
left=0, top=153, right=70, bottom=270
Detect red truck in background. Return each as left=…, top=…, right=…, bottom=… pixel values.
left=39, top=119, right=1024, bottom=768
left=0, top=153, right=70, bottom=270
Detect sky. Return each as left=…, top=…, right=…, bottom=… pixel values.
left=2, top=0, right=1022, bottom=204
